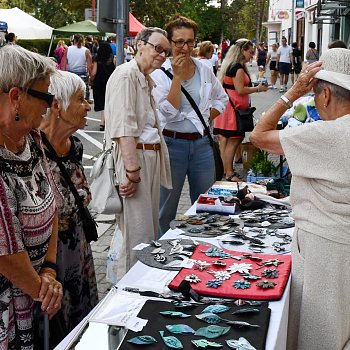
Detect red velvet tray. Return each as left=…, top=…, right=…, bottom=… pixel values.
left=168, top=244, right=291, bottom=301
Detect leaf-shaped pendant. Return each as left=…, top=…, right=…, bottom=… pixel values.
left=203, top=247, right=232, bottom=258
left=196, top=313, right=227, bottom=324
left=195, top=325, right=231, bottom=339
left=159, top=330, right=183, bottom=349
left=201, top=305, right=230, bottom=314
left=191, top=339, right=223, bottom=348
left=160, top=311, right=191, bottom=318
left=226, top=337, right=257, bottom=350
left=127, top=335, right=157, bottom=345
left=166, top=324, right=195, bottom=334
left=226, top=320, right=260, bottom=328
left=231, top=307, right=260, bottom=315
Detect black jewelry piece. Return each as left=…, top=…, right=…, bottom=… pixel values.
left=15, top=112, right=20, bottom=121
left=41, top=260, right=58, bottom=273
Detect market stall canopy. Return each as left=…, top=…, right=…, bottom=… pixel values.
left=129, top=13, right=145, bottom=36
left=0, top=7, right=52, bottom=39
left=53, top=20, right=103, bottom=36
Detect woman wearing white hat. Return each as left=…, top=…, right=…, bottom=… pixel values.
left=251, top=48, right=350, bottom=350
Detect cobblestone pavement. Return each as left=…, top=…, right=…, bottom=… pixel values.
left=90, top=62, right=285, bottom=300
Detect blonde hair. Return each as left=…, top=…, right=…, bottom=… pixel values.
left=0, top=45, right=55, bottom=93
left=56, top=40, right=66, bottom=49
left=199, top=41, right=214, bottom=57
left=218, top=38, right=252, bottom=83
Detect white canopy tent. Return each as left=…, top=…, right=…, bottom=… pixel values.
left=0, top=7, right=52, bottom=39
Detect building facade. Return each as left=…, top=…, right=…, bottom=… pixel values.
left=263, top=0, right=350, bottom=60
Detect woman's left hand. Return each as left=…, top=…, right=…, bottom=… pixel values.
left=39, top=274, right=63, bottom=319
left=287, top=61, right=322, bottom=99
left=119, top=179, right=139, bottom=198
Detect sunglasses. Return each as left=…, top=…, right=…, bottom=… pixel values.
left=142, top=40, right=171, bottom=57
left=23, top=88, right=55, bottom=107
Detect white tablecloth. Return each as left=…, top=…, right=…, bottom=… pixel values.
left=56, top=201, right=292, bottom=350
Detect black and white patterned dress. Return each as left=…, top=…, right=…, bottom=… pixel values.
left=43, top=135, right=98, bottom=335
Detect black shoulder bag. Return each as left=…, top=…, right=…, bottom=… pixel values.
left=161, top=67, right=224, bottom=181
left=223, top=85, right=256, bottom=133
left=41, top=133, right=98, bottom=243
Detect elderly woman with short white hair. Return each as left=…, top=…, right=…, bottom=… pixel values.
left=251, top=48, right=350, bottom=350
left=40, top=70, right=98, bottom=345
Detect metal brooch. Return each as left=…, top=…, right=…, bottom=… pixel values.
left=256, top=258, right=284, bottom=269
left=206, top=279, right=223, bottom=289
left=127, top=335, right=157, bottom=345
left=194, top=325, right=231, bottom=339
left=202, top=247, right=232, bottom=259
left=227, top=263, right=253, bottom=274
left=194, top=260, right=211, bottom=271
left=166, top=324, right=195, bottom=335
left=256, top=280, right=277, bottom=289
left=185, top=274, right=201, bottom=284
left=191, top=339, right=223, bottom=348
left=208, top=271, right=231, bottom=281
left=154, top=254, right=167, bottom=263
left=261, top=268, right=279, bottom=279
left=232, top=279, right=251, bottom=290
left=241, top=273, right=261, bottom=280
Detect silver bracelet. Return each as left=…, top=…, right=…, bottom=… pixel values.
left=280, top=95, right=293, bottom=108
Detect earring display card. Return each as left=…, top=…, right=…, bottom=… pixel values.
left=119, top=300, right=271, bottom=350
left=168, top=244, right=291, bottom=301
left=136, top=239, right=215, bottom=271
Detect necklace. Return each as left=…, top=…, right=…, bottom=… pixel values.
left=1, top=134, right=26, bottom=154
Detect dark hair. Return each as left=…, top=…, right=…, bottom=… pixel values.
left=292, top=42, right=298, bottom=48
left=96, top=42, right=113, bottom=62
left=74, top=34, right=84, bottom=48
left=328, top=40, right=347, bottom=49
left=165, top=15, right=198, bottom=40
left=309, top=41, right=316, bottom=49
left=5, top=32, right=15, bottom=43
left=282, top=36, right=287, bottom=40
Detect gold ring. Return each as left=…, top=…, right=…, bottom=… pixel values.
left=53, top=287, right=59, bottom=293
left=305, top=69, right=309, bottom=74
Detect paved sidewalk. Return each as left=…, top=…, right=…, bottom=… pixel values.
left=90, top=62, right=284, bottom=301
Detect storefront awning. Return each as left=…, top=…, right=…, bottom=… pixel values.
left=315, top=0, right=350, bottom=23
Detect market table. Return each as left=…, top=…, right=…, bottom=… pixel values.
left=55, top=184, right=292, bottom=350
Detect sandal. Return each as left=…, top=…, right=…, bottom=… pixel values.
left=225, top=172, right=244, bottom=182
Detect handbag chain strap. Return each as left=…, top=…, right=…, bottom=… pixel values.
left=41, top=132, right=91, bottom=223
left=160, top=67, right=214, bottom=147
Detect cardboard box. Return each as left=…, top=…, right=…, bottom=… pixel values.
left=241, top=142, right=259, bottom=171
left=196, top=194, right=236, bottom=215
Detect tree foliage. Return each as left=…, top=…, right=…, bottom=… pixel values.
left=0, top=0, right=268, bottom=43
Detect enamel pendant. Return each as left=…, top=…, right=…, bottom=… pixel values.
left=203, top=247, right=232, bottom=259
left=159, top=311, right=191, bottom=318
left=206, top=279, right=223, bottom=289
left=226, top=337, right=257, bottom=350
left=159, top=331, right=183, bottom=349
left=226, top=320, right=260, bottom=328
left=166, top=324, right=195, bottom=335
left=201, top=305, right=230, bottom=314
left=191, top=339, right=223, bottom=348
left=231, top=307, right=260, bottom=315
left=127, top=335, right=157, bottom=345
left=185, top=274, right=201, bottom=283
left=195, top=325, right=230, bottom=339
left=195, top=313, right=227, bottom=324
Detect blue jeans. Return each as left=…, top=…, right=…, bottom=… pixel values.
left=159, top=135, right=215, bottom=236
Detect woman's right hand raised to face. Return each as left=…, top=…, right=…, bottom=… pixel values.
left=171, top=54, right=190, bottom=80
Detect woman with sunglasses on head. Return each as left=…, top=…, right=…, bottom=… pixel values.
left=152, top=15, right=228, bottom=236
left=0, top=45, right=62, bottom=349
left=40, top=70, right=98, bottom=347
left=104, top=27, right=172, bottom=278
left=213, top=39, right=267, bottom=182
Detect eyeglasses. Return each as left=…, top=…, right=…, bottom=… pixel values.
left=142, top=40, right=171, bottom=57
left=171, top=40, right=196, bottom=48
left=23, top=88, right=55, bottom=107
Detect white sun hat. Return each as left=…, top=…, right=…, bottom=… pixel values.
left=314, top=48, right=350, bottom=91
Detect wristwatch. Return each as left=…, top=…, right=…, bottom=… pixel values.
left=280, top=95, right=293, bottom=109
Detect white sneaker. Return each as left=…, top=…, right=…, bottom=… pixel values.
left=284, top=86, right=288, bottom=92
left=279, top=87, right=284, bottom=93
left=273, top=85, right=277, bottom=89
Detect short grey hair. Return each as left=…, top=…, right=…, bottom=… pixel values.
left=0, top=45, right=55, bottom=93
left=314, top=79, right=350, bottom=101
left=136, top=27, right=167, bottom=42
left=48, top=70, right=86, bottom=112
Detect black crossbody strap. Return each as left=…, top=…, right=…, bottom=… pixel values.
left=224, top=88, right=237, bottom=112
left=41, top=132, right=90, bottom=222
left=160, top=67, right=214, bottom=147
